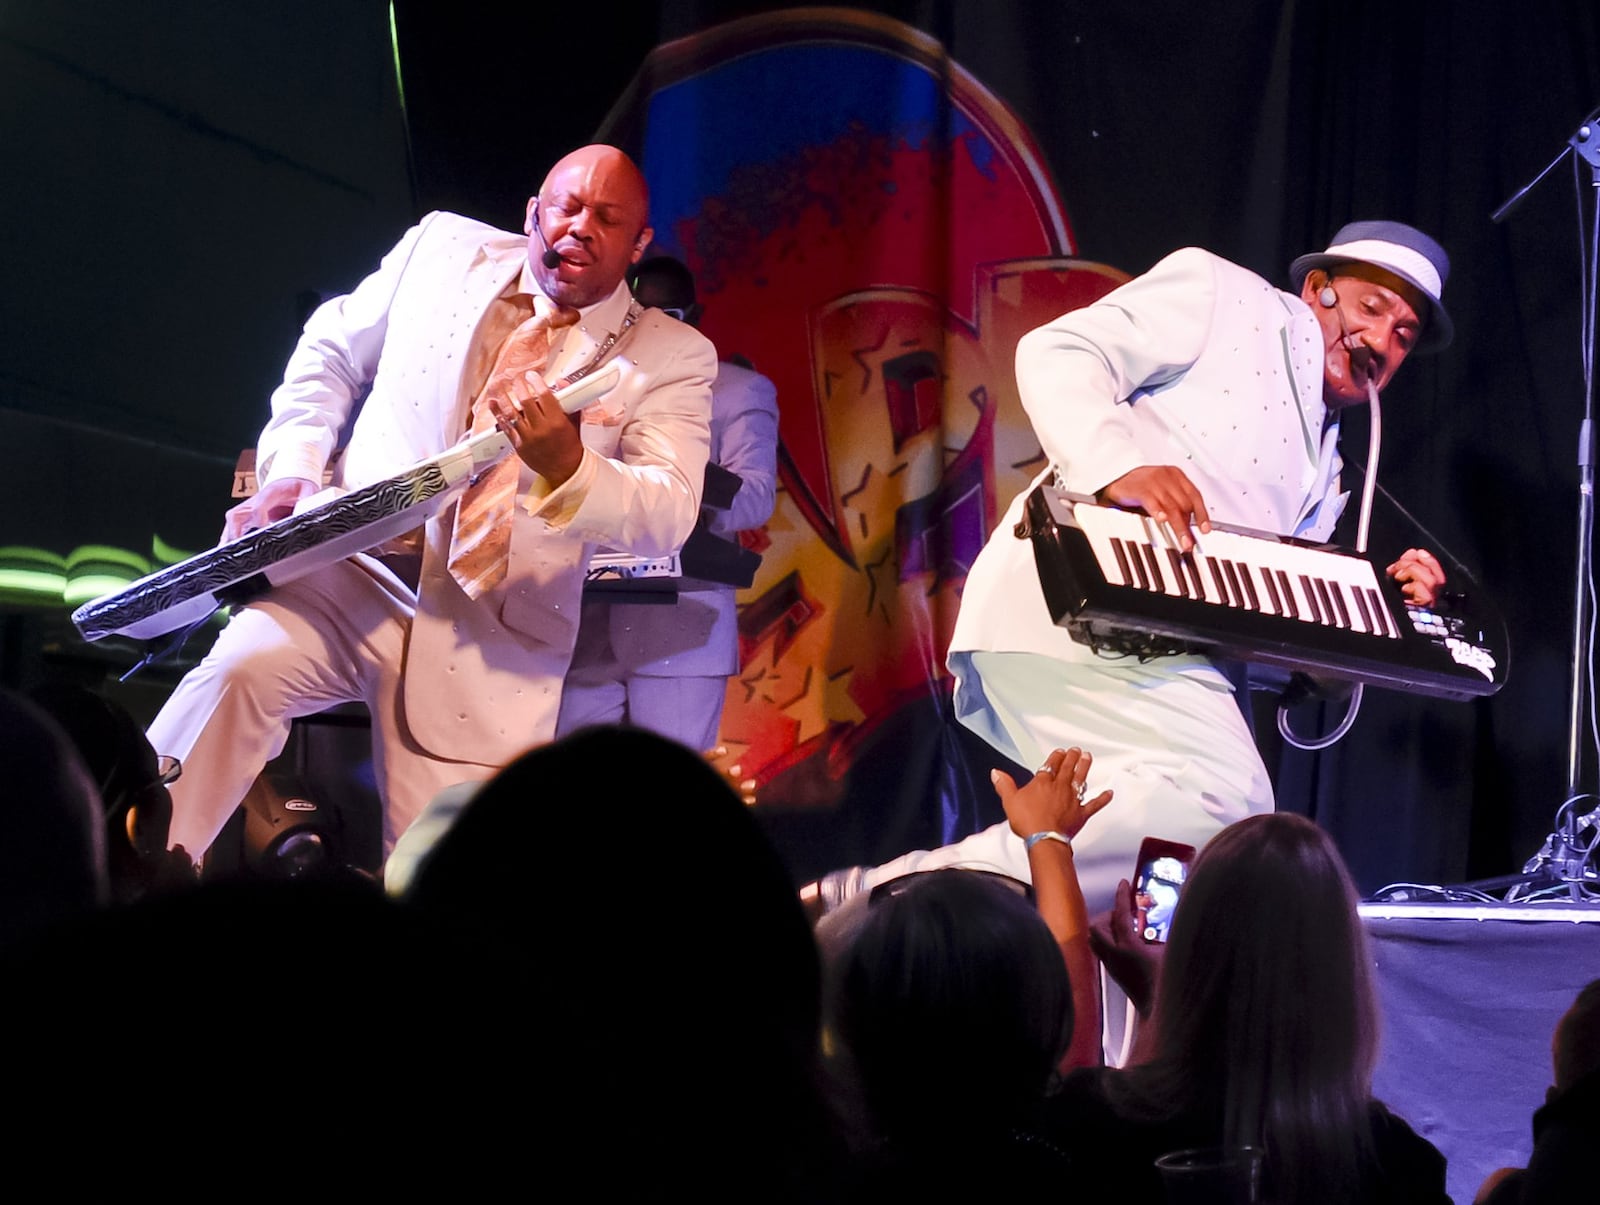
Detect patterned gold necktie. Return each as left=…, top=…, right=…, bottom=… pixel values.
left=447, top=294, right=580, bottom=599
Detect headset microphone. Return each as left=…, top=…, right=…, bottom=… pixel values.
left=529, top=198, right=563, bottom=269
left=1321, top=276, right=1372, bottom=379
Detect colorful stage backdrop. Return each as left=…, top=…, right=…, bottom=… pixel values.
left=597, top=11, right=1125, bottom=868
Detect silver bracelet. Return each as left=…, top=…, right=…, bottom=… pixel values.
left=1023, top=830, right=1072, bottom=852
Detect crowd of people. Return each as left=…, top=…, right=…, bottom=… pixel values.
left=6, top=680, right=1592, bottom=1200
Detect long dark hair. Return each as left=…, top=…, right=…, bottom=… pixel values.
left=1109, top=813, right=1379, bottom=1203
left=407, top=725, right=834, bottom=1199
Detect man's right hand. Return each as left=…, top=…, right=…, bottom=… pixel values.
left=220, top=475, right=318, bottom=544
left=1097, top=465, right=1212, bottom=551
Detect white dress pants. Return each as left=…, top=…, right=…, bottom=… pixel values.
left=864, top=650, right=1274, bottom=918
left=554, top=614, right=728, bottom=753
left=147, top=558, right=497, bottom=859
left=556, top=673, right=727, bottom=753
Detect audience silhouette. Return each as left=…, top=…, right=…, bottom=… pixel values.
left=403, top=725, right=841, bottom=1199
left=1476, top=976, right=1600, bottom=1204
left=10, top=686, right=1580, bottom=1200
left=0, top=687, right=109, bottom=949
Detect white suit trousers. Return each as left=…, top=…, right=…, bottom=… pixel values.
left=147, top=558, right=497, bottom=859
left=864, top=650, right=1274, bottom=918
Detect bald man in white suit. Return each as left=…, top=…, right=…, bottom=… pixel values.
left=148, top=146, right=715, bottom=862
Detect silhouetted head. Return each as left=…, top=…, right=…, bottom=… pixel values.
left=29, top=682, right=177, bottom=901
left=628, top=255, right=702, bottom=326
left=1153, top=812, right=1378, bottom=1096
left=1129, top=813, right=1379, bottom=1205
left=0, top=688, right=108, bottom=945
left=1553, top=977, right=1600, bottom=1094
left=406, top=726, right=830, bottom=1194
left=834, top=869, right=1071, bottom=1142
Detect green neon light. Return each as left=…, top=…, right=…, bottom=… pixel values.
left=64, top=574, right=139, bottom=607
left=152, top=533, right=197, bottom=567
left=0, top=547, right=66, bottom=569
left=1, top=537, right=198, bottom=611
left=0, top=569, right=69, bottom=601
left=66, top=545, right=153, bottom=576
left=389, top=2, right=409, bottom=115
left=0, top=547, right=66, bottom=604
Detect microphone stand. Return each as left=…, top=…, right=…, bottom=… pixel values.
left=1485, top=108, right=1600, bottom=903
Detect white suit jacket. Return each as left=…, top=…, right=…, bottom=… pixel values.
left=600, top=360, right=780, bottom=678
left=950, top=247, right=1343, bottom=677
left=255, top=211, right=715, bottom=763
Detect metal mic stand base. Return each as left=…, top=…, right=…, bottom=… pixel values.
left=1440, top=824, right=1600, bottom=905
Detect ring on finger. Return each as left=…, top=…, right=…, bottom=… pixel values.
left=1035, top=762, right=1056, bottom=775
left=1074, top=780, right=1088, bottom=804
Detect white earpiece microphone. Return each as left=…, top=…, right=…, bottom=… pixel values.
left=529, top=198, right=562, bottom=270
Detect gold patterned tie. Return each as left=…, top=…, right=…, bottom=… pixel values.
left=447, top=295, right=580, bottom=599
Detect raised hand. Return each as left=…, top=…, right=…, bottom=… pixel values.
left=993, top=746, right=1114, bottom=843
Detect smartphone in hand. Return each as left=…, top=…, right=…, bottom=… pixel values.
left=1132, top=836, right=1196, bottom=943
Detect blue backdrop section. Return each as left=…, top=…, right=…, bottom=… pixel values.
left=640, top=43, right=983, bottom=259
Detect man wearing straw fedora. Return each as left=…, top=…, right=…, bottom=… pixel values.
left=817, top=221, right=1454, bottom=920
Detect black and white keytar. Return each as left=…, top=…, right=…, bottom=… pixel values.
left=73, top=365, right=624, bottom=643
left=1020, top=485, right=1507, bottom=701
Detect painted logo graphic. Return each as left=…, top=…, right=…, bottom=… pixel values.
left=604, top=9, right=1126, bottom=818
